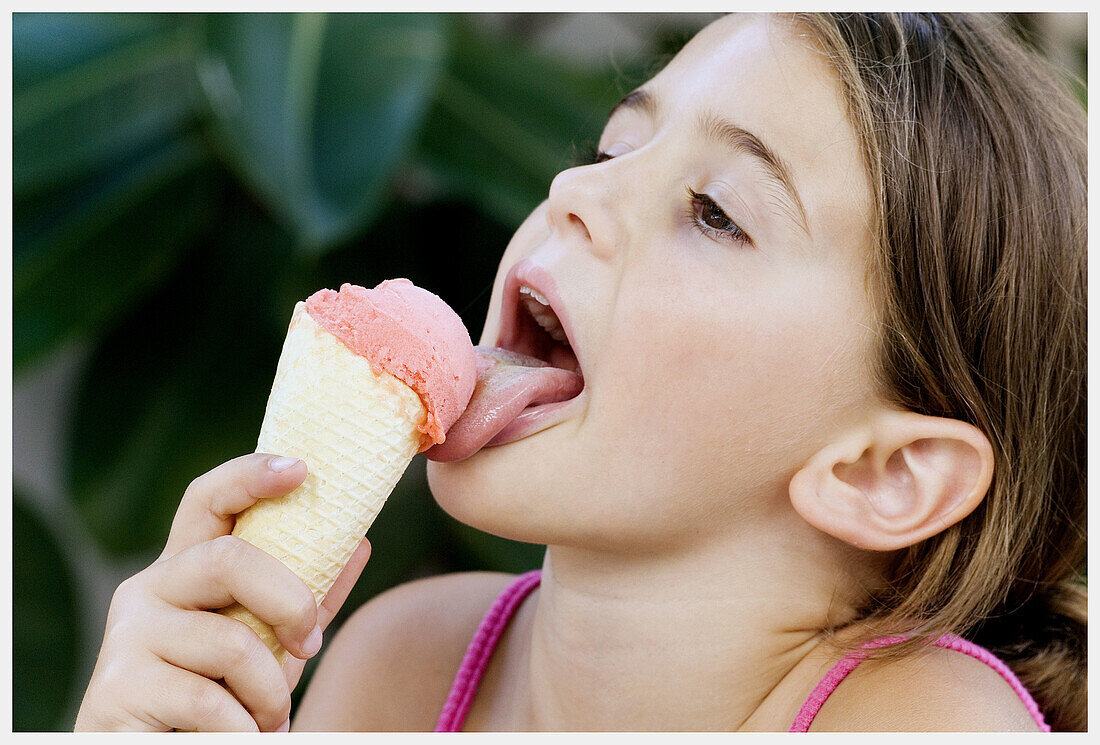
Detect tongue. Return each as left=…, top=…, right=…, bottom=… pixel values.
left=423, top=345, right=583, bottom=462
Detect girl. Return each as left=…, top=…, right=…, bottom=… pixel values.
left=76, top=13, right=1086, bottom=731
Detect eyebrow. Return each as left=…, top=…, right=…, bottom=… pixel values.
left=607, top=89, right=811, bottom=236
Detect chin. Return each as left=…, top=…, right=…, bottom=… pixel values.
left=425, top=449, right=560, bottom=546
left=425, top=445, right=662, bottom=555
left=425, top=428, right=629, bottom=550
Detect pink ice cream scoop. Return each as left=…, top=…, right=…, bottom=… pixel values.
left=305, top=279, right=477, bottom=449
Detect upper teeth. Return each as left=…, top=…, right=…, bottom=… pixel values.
left=519, top=285, right=568, bottom=344
left=519, top=285, right=550, bottom=305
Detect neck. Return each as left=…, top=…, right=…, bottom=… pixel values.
left=509, top=516, right=877, bottom=730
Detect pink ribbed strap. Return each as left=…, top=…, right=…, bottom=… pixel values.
left=788, top=633, right=1051, bottom=732
left=435, top=575, right=1049, bottom=732
left=434, top=570, right=542, bottom=732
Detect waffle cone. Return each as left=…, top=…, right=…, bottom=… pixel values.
left=219, top=302, right=426, bottom=665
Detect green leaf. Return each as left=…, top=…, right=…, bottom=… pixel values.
left=13, top=135, right=214, bottom=376
left=413, top=19, right=631, bottom=227
left=13, top=12, right=175, bottom=90
left=445, top=517, right=546, bottom=575
left=13, top=14, right=204, bottom=195
left=66, top=196, right=296, bottom=557
left=308, top=198, right=512, bottom=341
left=13, top=492, right=80, bottom=732
left=197, top=13, right=447, bottom=252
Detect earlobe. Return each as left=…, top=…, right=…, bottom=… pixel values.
left=789, top=411, right=995, bottom=551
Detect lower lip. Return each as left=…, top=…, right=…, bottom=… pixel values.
left=485, top=387, right=587, bottom=448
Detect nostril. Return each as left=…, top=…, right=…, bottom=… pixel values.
left=568, top=213, right=591, bottom=241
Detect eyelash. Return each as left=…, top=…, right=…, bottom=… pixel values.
left=574, top=142, right=611, bottom=167
left=685, top=188, right=752, bottom=247
left=578, top=146, right=753, bottom=248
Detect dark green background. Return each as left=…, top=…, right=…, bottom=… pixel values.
left=11, top=12, right=1085, bottom=731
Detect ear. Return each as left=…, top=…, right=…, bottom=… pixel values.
left=788, top=410, right=994, bottom=551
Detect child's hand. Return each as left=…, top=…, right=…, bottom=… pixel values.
left=74, top=453, right=372, bottom=732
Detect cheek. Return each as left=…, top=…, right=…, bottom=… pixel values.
left=596, top=265, right=877, bottom=477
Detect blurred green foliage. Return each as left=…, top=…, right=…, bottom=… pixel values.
left=12, top=11, right=675, bottom=730
left=13, top=495, right=81, bottom=732
left=12, top=11, right=1085, bottom=732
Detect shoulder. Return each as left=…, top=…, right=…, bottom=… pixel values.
left=809, top=638, right=1044, bottom=732
left=294, top=571, right=519, bottom=731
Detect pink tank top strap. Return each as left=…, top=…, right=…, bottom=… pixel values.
left=788, top=633, right=1051, bottom=732
left=434, top=569, right=542, bottom=732
left=436, top=574, right=1050, bottom=732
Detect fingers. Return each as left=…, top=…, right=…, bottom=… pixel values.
left=160, top=453, right=307, bottom=560
left=150, top=535, right=319, bottom=660
left=143, top=657, right=260, bottom=732
left=147, top=609, right=293, bottom=732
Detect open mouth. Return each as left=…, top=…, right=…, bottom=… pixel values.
left=422, top=266, right=586, bottom=462
left=509, top=285, right=582, bottom=376
left=497, top=269, right=584, bottom=383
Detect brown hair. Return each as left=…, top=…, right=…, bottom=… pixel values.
left=789, top=13, right=1087, bottom=731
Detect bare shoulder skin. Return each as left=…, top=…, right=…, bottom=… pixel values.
left=807, top=644, right=1044, bottom=732
left=292, top=571, right=516, bottom=731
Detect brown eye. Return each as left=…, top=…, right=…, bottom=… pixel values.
left=700, top=197, right=734, bottom=231
left=687, top=188, right=752, bottom=247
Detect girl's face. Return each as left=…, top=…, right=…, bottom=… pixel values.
left=428, top=14, right=883, bottom=553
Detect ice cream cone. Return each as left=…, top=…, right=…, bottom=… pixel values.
left=219, top=303, right=427, bottom=666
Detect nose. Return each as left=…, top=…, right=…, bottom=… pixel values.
left=545, top=163, right=618, bottom=261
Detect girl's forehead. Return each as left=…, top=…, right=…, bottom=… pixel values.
left=648, top=13, right=872, bottom=253
left=653, top=15, right=840, bottom=128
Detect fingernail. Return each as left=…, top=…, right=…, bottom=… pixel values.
left=268, top=456, right=300, bottom=472
left=302, top=625, right=323, bottom=656
left=276, top=718, right=291, bottom=733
